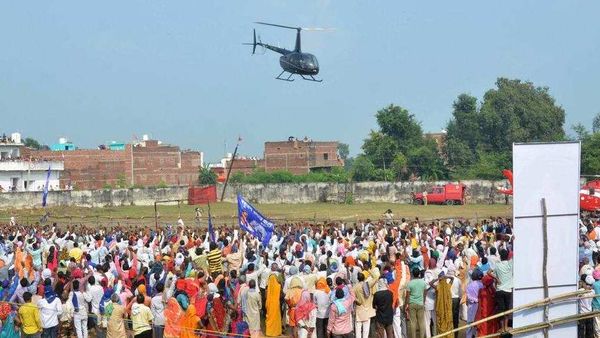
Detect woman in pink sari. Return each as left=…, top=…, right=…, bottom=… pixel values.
left=164, top=297, right=184, bottom=338
left=295, top=290, right=317, bottom=338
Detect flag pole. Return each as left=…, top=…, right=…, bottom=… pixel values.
left=220, top=137, right=241, bottom=202
left=207, top=200, right=214, bottom=242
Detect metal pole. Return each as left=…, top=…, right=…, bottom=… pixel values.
left=220, top=141, right=240, bottom=202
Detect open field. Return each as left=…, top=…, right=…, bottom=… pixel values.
left=0, top=202, right=511, bottom=226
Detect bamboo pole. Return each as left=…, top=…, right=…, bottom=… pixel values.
left=541, top=197, right=549, bottom=338
left=431, top=290, right=585, bottom=338
left=477, top=311, right=600, bottom=338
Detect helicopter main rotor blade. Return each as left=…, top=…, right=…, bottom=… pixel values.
left=255, top=22, right=300, bottom=30
left=301, top=27, right=335, bottom=32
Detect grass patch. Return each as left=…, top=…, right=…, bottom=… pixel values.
left=0, top=202, right=511, bottom=227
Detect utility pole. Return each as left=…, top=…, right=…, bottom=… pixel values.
left=220, top=137, right=241, bottom=202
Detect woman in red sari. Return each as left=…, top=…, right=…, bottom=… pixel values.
left=476, top=274, right=499, bottom=335
left=206, top=294, right=227, bottom=338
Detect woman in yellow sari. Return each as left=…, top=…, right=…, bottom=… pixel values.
left=265, top=274, right=282, bottom=336
left=434, top=276, right=454, bottom=338
left=180, top=297, right=200, bottom=338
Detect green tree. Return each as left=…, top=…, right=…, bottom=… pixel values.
left=445, top=94, right=479, bottom=168
left=445, top=78, right=566, bottom=179
left=198, top=165, right=217, bottom=185
left=23, top=137, right=43, bottom=150
left=343, top=157, right=354, bottom=171
left=390, top=153, right=408, bottom=180
left=572, top=123, right=590, bottom=140
left=407, top=142, right=448, bottom=180
left=593, top=112, right=600, bottom=134
left=337, top=143, right=350, bottom=161
left=582, top=133, right=600, bottom=175
left=351, top=155, right=376, bottom=181
left=444, top=138, right=474, bottom=169
left=464, top=151, right=510, bottom=180
left=375, top=104, right=424, bottom=154
left=479, top=78, right=565, bottom=152
left=362, top=132, right=398, bottom=168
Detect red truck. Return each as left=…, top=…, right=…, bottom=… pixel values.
left=413, top=183, right=466, bottom=205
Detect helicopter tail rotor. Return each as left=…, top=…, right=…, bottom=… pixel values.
left=242, top=29, right=258, bottom=55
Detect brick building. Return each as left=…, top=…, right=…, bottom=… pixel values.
left=24, top=138, right=202, bottom=190
left=424, top=130, right=447, bottom=154
left=264, top=139, right=343, bottom=174
left=216, top=138, right=343, bottom=177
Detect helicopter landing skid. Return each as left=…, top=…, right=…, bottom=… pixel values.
left=275, top=70, right=295, bottom=82
left=300, top=74, right=323, bottom=82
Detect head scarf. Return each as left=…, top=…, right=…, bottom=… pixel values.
left=44, top=285, right=57, bottom=303
left=315, top=277, right=329, bottom=294
left=482, top=275, right=494, bottom=287
left=289, top=276, right=303, bottom=290
left=295, top=290, right=317, bottom=323
left=71, top=268, right=83, bottom=279
left=177, top=294, right=189, bottom=310
left=376, top=278, right=388, bottom=291
left=470, top=268, right=483, bottom=281
left=329, top=261, right=339, bottom=274
left=165, top=298, right=184, bottom=338
left=586, top=275, right=595, bottom=285
left=428, top=257, right=437, bottom=269
left=384, top=270, right=395, bottom=285
left=420, top=246, right=430, bottom=269
left=470, top=255, right=479, bottom=269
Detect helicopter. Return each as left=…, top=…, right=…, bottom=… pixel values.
left=244, top=22, right=327, bottom=82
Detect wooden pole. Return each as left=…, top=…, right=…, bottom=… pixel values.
left=541, top=197, right=549, bottom=338
left=431, top=290, right=586, bottom=338
left=220, top=140, right=240, bottom=202
left=154, top=201, right=158, bottom=232
left=478, top=311, right=600, bottom=338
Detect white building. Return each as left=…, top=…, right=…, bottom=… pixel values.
left=0, top=133, right=64, bottom=192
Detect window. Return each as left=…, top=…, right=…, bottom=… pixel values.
left=323, top=153, right=329, bottom=160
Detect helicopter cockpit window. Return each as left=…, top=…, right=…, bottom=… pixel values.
left=308, top=55, right=318, bottom=67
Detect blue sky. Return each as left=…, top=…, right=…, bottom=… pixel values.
left=1, top=1, right=599, bottom=162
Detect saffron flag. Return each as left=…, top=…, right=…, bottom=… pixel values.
left=42, top=165, right=51, bottom=207
left=237, top=194, right=274, bottom=246
left=208, top=202, right=216, bottom=243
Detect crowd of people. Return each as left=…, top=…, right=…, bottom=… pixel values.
left=0, top=211, right=595, bottom=338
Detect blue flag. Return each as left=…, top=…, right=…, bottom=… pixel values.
left=42, top=165, right=51, bottom=207
left=208, top=203, right=216, bottom=243
left=237, top=194, right=274, bottom=247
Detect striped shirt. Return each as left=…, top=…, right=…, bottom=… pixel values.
left=207, top=248, right=223, bottom=273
